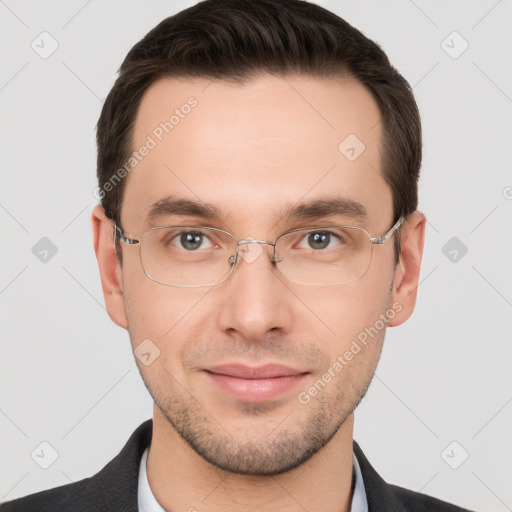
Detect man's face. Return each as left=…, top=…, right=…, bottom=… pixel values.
left=112, top=74, right=404, bottom=474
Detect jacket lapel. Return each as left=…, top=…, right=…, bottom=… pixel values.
left=353, top=441, right=408, bottom=512
left=83, top=419, right=153, bottom=511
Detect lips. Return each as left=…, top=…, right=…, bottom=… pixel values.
left=203, top=364, right=309, bottom=402
left=207, top=364, right=305, bottom=379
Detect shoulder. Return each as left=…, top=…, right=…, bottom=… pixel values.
left=389, top=483, right=476, bottom=512
left=353, top=440, right=476, bottom=512
left=0, top=478, right=92, bottom=512
left=0, top=419, right=153, bottom=512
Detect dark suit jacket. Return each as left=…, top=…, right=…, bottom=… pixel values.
left=0, top=419, right=475, bottom=511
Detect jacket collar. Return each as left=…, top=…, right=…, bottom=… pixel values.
left=353, top=440, right=408, bottom=512
left=89, top=419, right=152, bottom=511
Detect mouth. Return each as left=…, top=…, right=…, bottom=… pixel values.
left=203, top=364, right=309, bottom=402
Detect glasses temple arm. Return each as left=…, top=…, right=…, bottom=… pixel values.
left=370, top=216, right=405, bottom=245
left=114, top=224, right=140, bottom=245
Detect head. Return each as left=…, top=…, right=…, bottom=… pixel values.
left=92, top=0, right=425, bottom=476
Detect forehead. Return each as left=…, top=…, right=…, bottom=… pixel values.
left=122, top=74, right=391, bottom=232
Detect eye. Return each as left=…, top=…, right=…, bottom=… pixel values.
left=298, top=230, right=342, bottom=250
left=171, top=230, right=216, bottom=251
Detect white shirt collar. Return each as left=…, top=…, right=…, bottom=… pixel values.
left=352, top=446, right=369, bottom=512
left=138, top=446, right=368, bottom=512
left=138, top=447, right=165, bottom=512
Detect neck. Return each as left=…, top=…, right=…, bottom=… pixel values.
left=146, top=405, right=355, bottom=512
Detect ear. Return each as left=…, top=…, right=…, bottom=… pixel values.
left=388, top=211, right=426, bottom=327
left=91, top=204, right=128, bottom=329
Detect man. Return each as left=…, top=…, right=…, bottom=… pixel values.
left=0, top=0, right=475, bottom=510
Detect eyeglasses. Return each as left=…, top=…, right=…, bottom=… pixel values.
left=114, top=217, right=404, bottom=287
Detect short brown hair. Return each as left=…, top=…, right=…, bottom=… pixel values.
left=96, top=0, right=421, bottom=261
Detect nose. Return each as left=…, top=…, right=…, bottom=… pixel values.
left=215, top=242, right=294, bottom=342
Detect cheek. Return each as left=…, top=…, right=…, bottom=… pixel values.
left=121, top=259, right=192, bottom=344
left=293, top=271, right=393, bottom=355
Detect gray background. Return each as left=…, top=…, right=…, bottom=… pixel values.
left=1, top=0, right=511, bottom=510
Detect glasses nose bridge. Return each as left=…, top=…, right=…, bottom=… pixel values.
left=236, top=238, right=277, bottom=258
left=237, top=238, right=276, bottom=249
left=227, top=238, right=278, bottom=268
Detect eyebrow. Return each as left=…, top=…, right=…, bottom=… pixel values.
left=145, top=195, right=367, bottom=226
left=146, top=196, right=224, bottom=224
left=279, top=197, right=367, bottom=224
